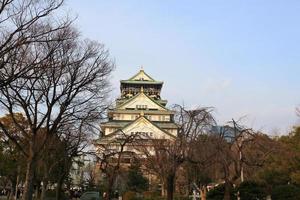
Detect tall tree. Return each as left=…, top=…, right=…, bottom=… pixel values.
left=96, top=131, right=139, bottom=200
left=0, top=24, right=114, bottom=200
left=212, top=120, right=276, bottom=200
left=140, top=105, right=215, bottom=200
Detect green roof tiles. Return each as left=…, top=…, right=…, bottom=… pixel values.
left=101, top=120, right=178, bottom=129
left=121, top=69, right=163, bottom=84
left=128, top=69, right=155, bottom=81
left=120, top=80, right=163, bottom=84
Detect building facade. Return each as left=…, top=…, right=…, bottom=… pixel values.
left=96, top=69, right=178, bottom=157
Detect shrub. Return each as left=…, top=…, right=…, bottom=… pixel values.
left=207, top=184, right=236, bottom=200
left=271, top=184, right=300, bottom=200
left=127, top=161, right=149, bottom=192
left=237, top=181, right=267, bottom=200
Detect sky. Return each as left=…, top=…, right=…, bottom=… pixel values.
left=66, top=0, right=300, bottom=134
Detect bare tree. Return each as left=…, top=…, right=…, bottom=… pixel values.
left=36, top=121, right=91, bottom=200
left=0, top=0, right=72, bottom=88
left=212, top=120, right=277, bottom=200
left=84, top=162, right=97, bottom=189
left=185, top=134, right=221, bottom=200
left=140, top=105, right=215, bottom=200
left=0, top=23, right=114, bottom=200
left=95, top=131, right=139, bottom=200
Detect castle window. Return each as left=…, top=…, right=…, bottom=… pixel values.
left=136, top=105, right=147, bottom=110
left=159, top=115, right=165, bottom=121
left=165, top=116, right=170, bottom=121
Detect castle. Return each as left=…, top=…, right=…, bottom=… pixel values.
left=96, top=69, right=178, bottom=160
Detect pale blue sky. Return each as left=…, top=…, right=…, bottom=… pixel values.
left=67, top=0, right=300, bottom=134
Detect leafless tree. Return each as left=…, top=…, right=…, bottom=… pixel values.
left=185, top=134, right=221, bottom=200
left=139, top=105, right=215, bottom=200
left=212, top=119, right=277, bottom=200
left=37, top=121, right=92, bottom=200
left=0, top=23, right=114, bottom=200
left=95, top=131, right=139, bottom=200
left=0, top=0, right=72, bottom=88
left=84, top=162, right=97, bottom=189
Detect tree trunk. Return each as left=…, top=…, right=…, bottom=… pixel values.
left=161, top=182, right=166, bottom=197
left=41, top=179, right=48, bottom=200
left=166, top=174, right=175, bottom=200
left=15, top=166, right=20, bottom=200
left=55, top=175, right=65, bottom=200
left=9, top=178, right=16, bottom=200
left=34, top=187, right=39, bottom=200
left=200, top=186, right=207, bottom=200
left=41, top=170, right=49, bottom=200
left=224, top=181, right=231, bottom=200
left=8, top=189, right=14, bottom=200
left=105, top=176, right=114, bottom=200
left=22, top=155, right=36, bottom=200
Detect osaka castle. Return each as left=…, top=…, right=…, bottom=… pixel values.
left=96, top=69, right=178, bottom=157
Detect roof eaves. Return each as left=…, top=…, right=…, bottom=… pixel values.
left=143, top=92, right=170, bottom=111
left=120, top=80, right=163, bottom=84
left=102, top=116, right=177, bottom=139
left=116, top=93, right=140, bottom=109
left=142, top=116, right=177, bottom=139
left=127, top=70, right=155, bottom=81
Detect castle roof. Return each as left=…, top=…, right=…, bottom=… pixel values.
left=101, top=116, right=177, bottom=140
left=120, top=69, right=163, bottom=85
left=117, top=91, right=169, bottom=111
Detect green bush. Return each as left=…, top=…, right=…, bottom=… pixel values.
left=127, top=161, right=149, bottom=192
left=271, top=184, right=300, bottom=200
left=45, top=190, right=56, bottom=197
left=207, top=184, right=236, bottom=200
left=259, top=169, right=290, bottom=187
left=237, top=181, right=267, bottom=200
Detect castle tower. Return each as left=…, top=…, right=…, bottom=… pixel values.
left=100, top=69, right=178, bottom=139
